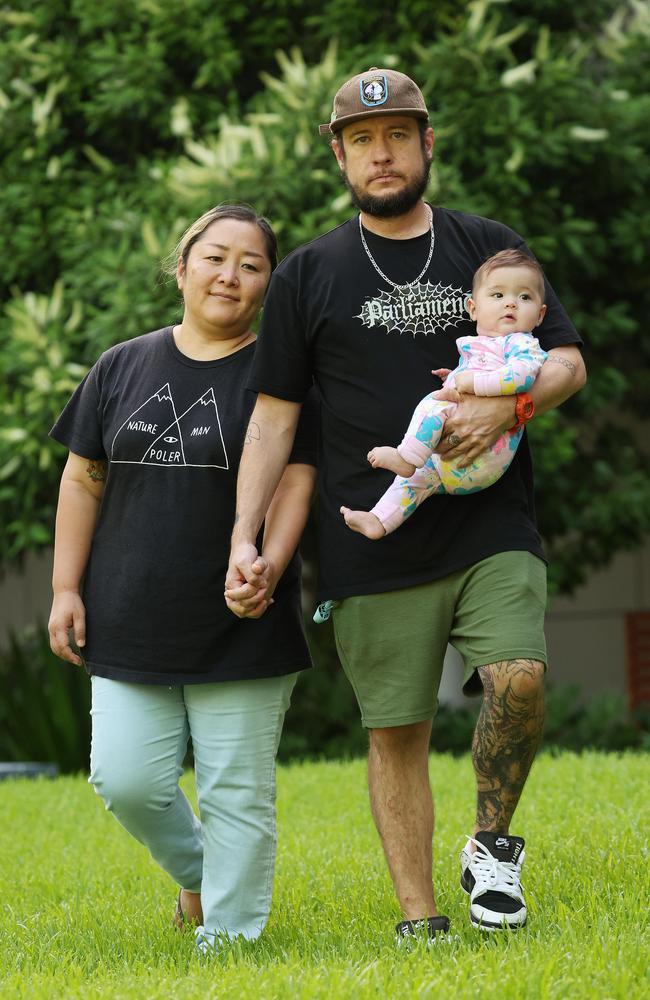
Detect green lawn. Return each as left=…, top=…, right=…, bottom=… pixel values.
left=1, top=752, right=648, bottom=999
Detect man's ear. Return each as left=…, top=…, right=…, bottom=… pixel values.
left=331, top=138, right=345, bottom=171
left=424, top=127, right=435, bottom=162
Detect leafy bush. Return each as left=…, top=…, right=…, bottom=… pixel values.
left=0, top=286, right=89, bottom=557
left=1, top=1, right=648, bottom=590
left=543, top=683, right=650, bottom=752
left=0, top=626, right=91, bottom=773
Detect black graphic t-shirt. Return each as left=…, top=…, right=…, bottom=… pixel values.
left=248, top=207, right=582, bottom=600
left=50, top=328, right=317, bottom=685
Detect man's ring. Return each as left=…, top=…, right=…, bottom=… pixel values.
left=448, top=433, right=462, bottom=447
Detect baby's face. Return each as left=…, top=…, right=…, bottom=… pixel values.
left=468, top=266, right=546, bottom=336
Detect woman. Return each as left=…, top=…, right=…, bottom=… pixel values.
left=48, top=205, right=317, bottom=951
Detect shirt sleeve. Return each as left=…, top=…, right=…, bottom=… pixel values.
left=287, top=385, right=319, bottom=468
left=247, top=268, right=313, bottom=402
left=49, top=360, right=107, bottom=459
left=473, top=335, right=548, bottom=396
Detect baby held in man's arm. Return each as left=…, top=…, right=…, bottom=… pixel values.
left=341, top=249, right=548, bottom=539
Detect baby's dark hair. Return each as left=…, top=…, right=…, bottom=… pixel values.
left=472, top=248, right=545, bottom=300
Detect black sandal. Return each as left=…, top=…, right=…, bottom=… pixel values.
left=173, top=889, right=186, bottom=931
left=396, top=915, right=450, bottom=941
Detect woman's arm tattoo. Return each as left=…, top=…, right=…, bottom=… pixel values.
left=86, top=460, right=107, bottom=482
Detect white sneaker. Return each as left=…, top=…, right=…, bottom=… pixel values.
left=460, top=832, right=527, bottom=930
left=194, top=925, right=220, bottom=955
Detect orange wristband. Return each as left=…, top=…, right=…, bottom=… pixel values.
left=514, top=392, right=535, bottom=427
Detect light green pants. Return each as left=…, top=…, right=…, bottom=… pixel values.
left=89, top=673, right=298, bottom=941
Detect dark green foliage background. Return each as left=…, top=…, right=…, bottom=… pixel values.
left=2, top=0, right=648, bottom=581
left=1, top=0, right=648, bottom=759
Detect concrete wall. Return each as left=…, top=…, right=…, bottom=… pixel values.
left=544, top=544, right=650, bottom=699
left=0, top=548, right=53, bottom=642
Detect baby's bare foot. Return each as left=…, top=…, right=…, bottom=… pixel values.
left=340, top=506, right=386, bottom=540
left=367, top=446, right=416, bottom=478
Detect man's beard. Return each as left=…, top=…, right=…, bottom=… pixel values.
left=341, top=155, right=431, bottom=218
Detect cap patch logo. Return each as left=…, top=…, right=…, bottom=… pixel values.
left=360, top=74, right=388, bottom=107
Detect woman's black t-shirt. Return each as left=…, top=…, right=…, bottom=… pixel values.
left=50, top=328, right=317, bottom=685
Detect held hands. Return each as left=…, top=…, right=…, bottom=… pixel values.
left=48, top=591, right=87, bottom=666
left=224, top=543, right=277, bottom=619
left=435, top=395, right=517, bottom=466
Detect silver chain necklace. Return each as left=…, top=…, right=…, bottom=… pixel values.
left=358, top=205, right=435, bottom=290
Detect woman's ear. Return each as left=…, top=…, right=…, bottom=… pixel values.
left=176, top=256, right=185, bottom=291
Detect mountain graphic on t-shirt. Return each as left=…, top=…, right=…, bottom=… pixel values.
left=145, top=388, right=228, bottom=469
left=111, top=384, right=228, bottom=469
left=111, top=383, right=180, bottom=463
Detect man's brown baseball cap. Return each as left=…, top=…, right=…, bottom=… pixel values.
left=319, top=67, right=429, bottom=136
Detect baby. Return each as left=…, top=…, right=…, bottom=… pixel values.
left=341, top=248, right=548, bottom=539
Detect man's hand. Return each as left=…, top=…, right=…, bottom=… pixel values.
left=225, top=544, right=274, bottom=619
left=433, top=384, right=461, bottom=404
left=436, top=395, right=517, bottom=465
left=49, top=591, right=86, bottom=666
left=449, top=371, right=475, bottom=394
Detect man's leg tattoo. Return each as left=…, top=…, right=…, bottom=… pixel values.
left=472, top=659, right=545, bottom=832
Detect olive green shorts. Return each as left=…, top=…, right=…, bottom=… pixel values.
left=331, top=551, right=547, bottom=729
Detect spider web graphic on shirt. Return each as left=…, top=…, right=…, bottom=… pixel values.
left=355, top=281, right=471, bottom=338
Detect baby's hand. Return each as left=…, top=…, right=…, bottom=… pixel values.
left=452, top=372, right=475, bottom=394
left=432, top=385, right=461, bottom=403
left=432, top=368, right=452, bottom=383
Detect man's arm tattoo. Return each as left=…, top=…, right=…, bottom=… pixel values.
left=86, top=460, right=107, bottom=482
left=245, top=421, right=261, bottom=445
left=547, top=355, right=577, bottom=376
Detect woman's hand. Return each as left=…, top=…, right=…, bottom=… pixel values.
left=49, top=590, right=87, bottom=666
left=225, top=462, right=315, bottom=620
left=49, top=452, right=104, bottom=665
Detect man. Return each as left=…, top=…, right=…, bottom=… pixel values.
left=226, top=68, right=585, bottom=939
